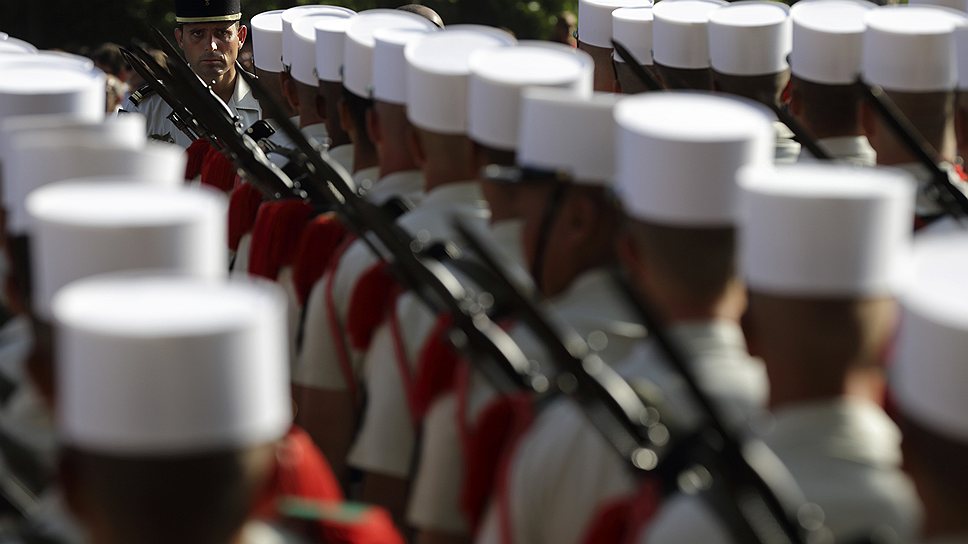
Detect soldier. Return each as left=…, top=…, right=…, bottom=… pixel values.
left=707, top=1, right=800, bottom=164
left=53, top=273, right=291, bottom=544
left=789, top=0, right=878, bottom=165
left=249, top=10, right=296, bottom=120
left=651, top=0, right=724, bottom=90
left=311, top=11, right=357, bottom=173
left=576, top=0, right=650, bottom=92
left=349, top=46, right=596, bottom=541
left=477, top=92, right=773, bottom=544
left=120, top=0, right=260, bottom=148
left=611, top=6, right=657, bottom=94
left=891, top=233, right=968, bottom=544
left=860, top=5, right=968, bottom=225
left=292, top=16, right=441, bottom=481
left=643, top=163, right=921, bottom=543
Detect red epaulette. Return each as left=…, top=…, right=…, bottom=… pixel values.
left=291, top=213, right=350, bottom=307
left=409, top=314, right=460, bottom=422
left=253, top=426, right=343, bottom=520
left=346, top=261, right=399, bottom=352
left=199, top=146, right=238, bottom=193
left=184, top=138, right=212, bottom=181
left=248, top=200, right=315, bottom=280
left=227, top=182, right=265, bottom=252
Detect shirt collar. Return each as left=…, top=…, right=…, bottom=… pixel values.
left=765, top=397, right=903, bottom=467
left=301, top=122, right=328, bottom=148
left=328, top=144, right=354, bottom=173
left=419, top=181, right=487, bottom=210
left=798, top=136, right=877, bottom=166
left=367, top=169, right=424, bottom=204
left=230, top=73, right=261, bottom=114
left=549, top=268, right=647, bottom=340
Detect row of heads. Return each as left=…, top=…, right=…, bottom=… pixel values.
left=1, top=20, right=966, bottom=453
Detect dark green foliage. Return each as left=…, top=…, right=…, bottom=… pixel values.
left=1, top=0, right=578, bottom=52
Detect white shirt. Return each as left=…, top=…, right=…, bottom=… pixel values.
left=475, top=320, right=764, bottom=544
left=644, top=398, right=921, bottom=544
left=120, top=72, right=261, bottom=149
left=797, top=135, right=877, bottom=166
left=328, top=144, right=354, bottom=174
left=409, top=268, right=647, bottom=535
left=293, top=181, right=484, bottom=393
left=774, top=121, right=802, bottom=165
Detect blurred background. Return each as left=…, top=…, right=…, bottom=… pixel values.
left=0, top=0, right=580, bottom=51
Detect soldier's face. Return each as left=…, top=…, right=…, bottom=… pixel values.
left=175, top=22, right=247, bottom=85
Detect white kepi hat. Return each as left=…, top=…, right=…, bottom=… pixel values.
left=250, top=10, right=286, bottom=73
left=790, top=0, right=876, bottom=85
left=0, top=114, right=146, bottom=195
left=289, top=10, right=355, bottom=86
left=615, top=93, right=773, bottom=226
left=612, top=7, right=655, bottom=65
left=708, top=1, right=791, bottom=76
left=0, top=35, right=37, bottom=55
left=405, top=26, right=517, bottom=135
left=468, top=42, right=593, bottom=151
left=315, top=13, right=356, bottom=83
left=372, top=26, right=438, bottom=105
left=956, top=24, right=968, bottom=89
left=513, top=89, right=621, bottom=185
left=892, top=232, right=968, bottom=443
left=652, top=0, right=728, bottom=69
left=53, top=274, right=290, bottom=454
left=862, top=5, right=965, bottom=92
left=344, top=10, right=439, bottom=99
left=281, top=5, right=356, bottom=70
left=28, top=182, right=227, bottom=321
left=739, top=164, right=916, bottom=296
left=578, top=0, right=653, bottom=48
left=0, top=53, right=105, bottom=122
left=5, top=135, right=186, bottom=235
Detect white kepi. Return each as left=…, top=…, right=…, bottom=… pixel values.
left=53, top=274, right=290, bottom=454
left=27, top=182, right=227, bottom=320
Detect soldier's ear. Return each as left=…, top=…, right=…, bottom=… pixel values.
left=406, top=125, right=426, bottom=168
left=860, top=100, right=877, bottom=143
left=173, top=27, right=183, bottom=48
left=366, top=107, right=381, bottom=147
left=237, top=24, right=247, bottom=46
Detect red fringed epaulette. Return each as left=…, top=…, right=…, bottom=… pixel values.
left=292, top=213, right=350, bottom=307
left=346, top=261, right=398, bottom=352
left=184, top=138, right=212, bottom=180
left=228, top=182, right=265, bottom=252
left=578, top=479, right=662, bottom=544
left=248, top=199, right=314, bottom=280
left=275, top=498, right=405, bottom=544
left=956, top=163, right=968, bottom=181
left=410, top=314, right=459, bottom=422
left=200, top=146, right=238, bottom=193
left=253, top=426, right=343, bottom=520
left=461, top=393, right=534, bottom=531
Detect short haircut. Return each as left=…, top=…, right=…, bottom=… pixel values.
left=655, top=63, right=713, bottom=91
left=342, top=87, right=374, bottom=147
left=882, top=89, right=955, bottom=152
left=92, top=42, right=125, bottom=77
left=790, top=75, right=862, bottom=136
left=62, top=443, right=274, bottom=544
left=625, top=219, right=737, bottom=306
left=712, top=69, right=790, bottom=107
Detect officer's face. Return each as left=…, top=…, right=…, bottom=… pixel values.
left=175, top=22, right=247, bottom=85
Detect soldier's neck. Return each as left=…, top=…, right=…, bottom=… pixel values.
left=211, top=69, right=237, bottom=105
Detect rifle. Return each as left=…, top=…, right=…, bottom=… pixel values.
left=860, top=84, right=968, bottom=224
left=611, top=39, right=833, bottom=161
left=454, top=221, right=828, bottom=544
left=134, top=30, right=298, bottom=201
left=119, top=46, right=205, bottom=143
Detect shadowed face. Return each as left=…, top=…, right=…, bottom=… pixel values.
left=175, top=21, right=247, bottom=85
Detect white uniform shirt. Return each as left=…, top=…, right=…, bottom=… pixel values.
left=293, top=180, right=478, bottom=393
left=406, top=269, right=647, bottom=535
left=327, top=144, right=354, bottom=174
left=774, top=121, right=802, bottom=165
left=643, top=398, right=921, bottom=544
left=475, top=320, right=765, bottom=544
left=346, top=218, right=529, bottom=481
left=120, top=73, right=261, bottom=149
left=797, top=135, right=877, bottom=166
